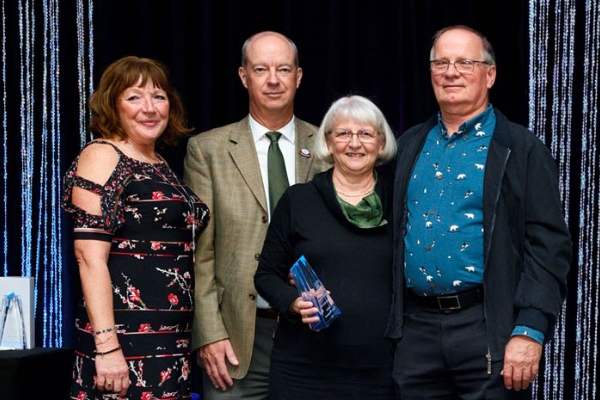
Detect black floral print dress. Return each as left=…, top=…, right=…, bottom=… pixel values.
left=62, top=141, right=210, bottom=400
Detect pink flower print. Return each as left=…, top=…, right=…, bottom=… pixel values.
left=135, top=360, right=145, bottom=386
left=182, top=359, right=190, bottom=380
left=129, top=287, right=142, bottom=303
left=77, top=391, right=87, bottom=400
left=84, top=322, right=92, bottom=333
left=138, top=323, right=152, bottom=333
left=141, top=392, right=153, bottom=400
left=184, top=271, right=191, bottom=279
left=185, top=213, right=195, bottom=224
left=184, top=242, right=192, bottom=252
left=159, top=368, right=172, bottom=386
left=168, top=293, right=179, bottom=306
left=118, top=240, right=131, bottom=249
left=151, top=241, right=162, bottom=251
left=152, top=191, right=164, bottom=200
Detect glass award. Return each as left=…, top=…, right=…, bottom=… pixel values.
left=0, top=292, right=27, bottom=349
left=290, top=255, right=341, bottom=331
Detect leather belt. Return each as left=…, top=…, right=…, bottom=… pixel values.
left=256, top=308, right=278, bottom=320
left=408, top=286, right=484, bottom=312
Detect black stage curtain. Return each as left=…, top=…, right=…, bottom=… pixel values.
left=87, top=0, right=530, bottom=177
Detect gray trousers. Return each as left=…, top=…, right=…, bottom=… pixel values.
left=202, top=316, right=277, bottom=400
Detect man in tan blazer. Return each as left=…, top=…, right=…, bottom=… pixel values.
left=183, top=31, right=326, bottom=400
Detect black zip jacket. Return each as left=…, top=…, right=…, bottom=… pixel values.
left=384, top=108, right=572, bottom=359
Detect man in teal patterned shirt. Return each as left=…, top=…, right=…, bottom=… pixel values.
left=385, top=25, right=572, bottom=399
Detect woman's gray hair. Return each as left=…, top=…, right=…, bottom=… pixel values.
left=313, top=95, right=397, bottom=166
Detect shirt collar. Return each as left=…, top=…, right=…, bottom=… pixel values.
left=436, top=104, right=495, bottom=138
left=249, top=114, right=296, bottom=144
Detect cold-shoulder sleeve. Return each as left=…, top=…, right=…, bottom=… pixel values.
left=61, top=148, right=127, bottom=241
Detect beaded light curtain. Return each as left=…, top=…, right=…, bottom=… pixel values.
left=529, top=0, right=599, bottom=399
left=0, top=0, right=93, bottom=347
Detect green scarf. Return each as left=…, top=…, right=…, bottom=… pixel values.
left=337, top=190, right=387, bottom=228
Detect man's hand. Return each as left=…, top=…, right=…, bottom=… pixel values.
left=199, top=339, right=239, bottom=391
left=501, top=336, right=542, bottom=391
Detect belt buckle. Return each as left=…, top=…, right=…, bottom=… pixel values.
left=437, top=294, right=461, bottom=311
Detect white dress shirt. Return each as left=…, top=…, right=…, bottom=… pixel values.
left=249, top=114, right=296, bottom=216
left=248, top=114, right=296, bottom=309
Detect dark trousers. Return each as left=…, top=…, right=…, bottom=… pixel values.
left=393, top=301, right=531, bottom=400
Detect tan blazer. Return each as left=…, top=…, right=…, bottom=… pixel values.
left=183, top=116, right=327, bottom=379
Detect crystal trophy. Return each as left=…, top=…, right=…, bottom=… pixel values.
left=290, top=255, right=341, bottom=331
left=0, top=292, right=27, bottom=349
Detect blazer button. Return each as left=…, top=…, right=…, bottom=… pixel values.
left=262, top=215, right=268, bottom=223
left=249, top=294, right=256, bottom=301
left=254, top=253, right=260, bottom=261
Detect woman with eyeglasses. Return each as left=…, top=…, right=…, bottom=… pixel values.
left=254, top=95, right=398, bottom=399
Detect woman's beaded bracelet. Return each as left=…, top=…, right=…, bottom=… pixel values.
left=93, top=326, right=117, bottom=336
left=94, top=345, right=122, bottom=356
left=94, top=330, right=116, bottom=345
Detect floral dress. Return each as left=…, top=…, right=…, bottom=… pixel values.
left=62, top=141, right=210, bottom=400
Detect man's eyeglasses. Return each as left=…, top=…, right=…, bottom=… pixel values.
left=330, top=129, right=379, bottom=142
left=429, top=59, right=490, bottom=74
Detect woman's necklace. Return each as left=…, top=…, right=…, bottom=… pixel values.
left=333, top=174, right=375, bottom=198
left=336, top=187, right=374, bottom=198
left=126, top=140, right=197, bottom=255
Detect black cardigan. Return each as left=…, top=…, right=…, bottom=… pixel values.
left=385, top=108, right=572, bottom=359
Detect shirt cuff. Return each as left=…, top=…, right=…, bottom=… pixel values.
left=511, top=325, right=545, bottom=345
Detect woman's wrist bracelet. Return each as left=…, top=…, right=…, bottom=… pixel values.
left=94, top=330, right=115, bottom=345
left=93, top=326, right=117, bottom=336
left=94, top=345, right=122, bottom=356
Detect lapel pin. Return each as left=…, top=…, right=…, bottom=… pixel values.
left=299, top=149, right=311, bottom=158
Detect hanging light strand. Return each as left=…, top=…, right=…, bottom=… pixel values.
left=2, top=0, right=8, bottom=275
left=18, top=0, right=35, bottom=279
left=38, top=0, right=50, bottom=347
left=50, top=0, right=63, bottom=348
left=87, top=0, right=94, bottom=129
left=528, top=0, right=549, bottom=143
left=549, top=2, right=575, bottom=399
left=37, top=0, right=63, bottom=347
left=528, top=2, right=553, bottom=396
left=76, top=0, right=87, bottom=147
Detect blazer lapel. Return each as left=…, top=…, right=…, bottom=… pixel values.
left=294, top=120, right=316, bottom=184
left=229, top=118, right=268, bottom=213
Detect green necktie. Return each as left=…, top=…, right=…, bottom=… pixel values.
left=266, top=131, right=289, bottom=216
